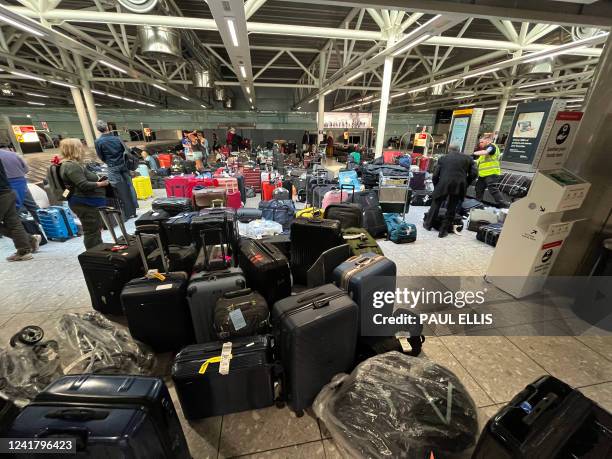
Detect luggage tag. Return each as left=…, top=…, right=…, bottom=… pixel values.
left=197, top=342, right=233, bottom=375
left=145, top=269, right=166, bottom=282
left=396, top=332, right=411, bottom=353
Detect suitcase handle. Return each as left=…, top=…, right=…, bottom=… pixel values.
left=36, top=426, right=89, bottom=447
left=339, top=184, right=355, bottom=202
left=45, top=408, right=109, bottom=421
left=134, top=229, right=169, bottom=274
left=223, top=288, right=252, bottom=299
left=97, top=206, right=130, bottom=245
left=200, top=225, right=229, bottom=270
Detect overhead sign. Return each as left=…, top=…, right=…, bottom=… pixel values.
left=534, top=111, right=583, bottom=171
left=11, top=125, right=36, bottom=143
left=323, top=112, right=372, bottom=129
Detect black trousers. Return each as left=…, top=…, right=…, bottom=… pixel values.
left=0, top=190, right=31, bottom=253
left=425, top=194, right=462, bottom=232
left=475, top=175, right=505, bottom=205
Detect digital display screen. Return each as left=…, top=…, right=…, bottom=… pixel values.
left=448, top=116, right=469, bottom=152
left=511, top=112, right=545, bottom=139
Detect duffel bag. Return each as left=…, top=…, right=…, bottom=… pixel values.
left=214, top=288, right=269, bottom=339
left=258, top=199, right=295, bottom=230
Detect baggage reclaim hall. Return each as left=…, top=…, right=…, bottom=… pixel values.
left=0, top=0, right=612, bottom=457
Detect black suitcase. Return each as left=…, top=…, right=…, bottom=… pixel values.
left=78, top=208, right=147, bottom=315
left=411, top=189, right=433, bottom=206
left=19, top=212, right=48, bottom=246
left=172, top=336, right=277, bottom=419
left=409, top=171, right=427, bottom=190
left=162, top=211, right=197, bottom=246
left=323, top=202, right=363, bottom=229
left=136, top=222, right=198, bottom=273
left=260, top=233, right=291, bottom=260
left=477, top=223, right=503, bottom=246
left=312, top=184, right=337, bottom=208
left=26, top=374, right=190, bottom=459
left=272, top=283, right=358, bottom=414
left=120, top=232, right=194, bottom=352
left=473, top=375, right=612, bottom=459
left=290, top=218, right=343, bottom=285
left=135, top=209, right=171, bottom=231
left=238, top=239, right=291, bottom=305
left=190, top=207, right=238, bottom=255
left=152, top=197, right=193, bottom=216
left=214, top=288, right=269, bottom=340
left=353, top=190, right=387, bottom=238
left=0, top=393, right=19, bottom=433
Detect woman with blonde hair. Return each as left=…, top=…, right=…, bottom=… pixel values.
left=59, top=138, right=109, bottom=248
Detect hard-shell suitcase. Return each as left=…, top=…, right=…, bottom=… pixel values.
left=261, top=180, right=281, bottom=201
left=290, top=218, right=343, bottom=285
left=157, top=153, right=173, bottom=169
left=30, top=374, right=190, bottom=459
left=477, top=223, right=503, bottom=247
left=152, top=197, right=193, bottom=216
left=19, top=212, right=47, bottom=246
left=238, top=239, right=291, bottom=305
left=120, top=232, right=194, bottom=352
left=135, top=209, right=171, bottom=232
left=214, top=288, right=269, bottom=340
left=190, top=208, right=238, bottom=256
left=323, top=203, right=363, bottom=229
left=271, top=283, right=358, bottom=414
left=460, top=198, right=484, bottom=217
left=226, top=190, right=242, bottom=209
left=172, top=336, right=277, bottom=419
left=473, top=375, right=612, bottom=459
left=273, top=187, right=290, bottom=200
left=78, top=208, right=146, bottom=315
left=338, top=170, right=360, bottom=190
left=342, top=227, right=384, bottom=256
left=132, top=176, right=153, bottom=200
left=192, top=187, right=227, bottom=209
left=147, top=244, right=197, bottom=274
left=311, top=184, right=337, bottom=208
left=37, top=206, right=77, bottom=241
left=162, top=211, right=198, bottom=246
left=383, top=150, right=402, bottom=164
left=353, top=190, right=386, bottom=238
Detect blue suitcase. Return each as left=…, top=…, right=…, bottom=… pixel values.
left=4, top=375, right=190, bottom=459
left=36, top=206, right=78, bottom=241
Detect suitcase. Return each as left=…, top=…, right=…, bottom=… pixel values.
left=469, top=207, right=499, bottom=228
left=0, top=393, right=19, bottom=433
left=185, top=177, right=218, bottom=199
left=311, top=184, right=337, bottom=208
left=333, top=253, right=396, bottom=332
left=425, top=209, right=465, bottom=232
left=192, top=187, right=226, bottom=209
left=157, top=153, right=173, bottom=168
left=37, top=206, right=78, bottom=241
left=183, top=160, right=196, bottom=174
left=120, top=232, right=194, bottom=352
left=409, top=171, right=427, bottom=190
left=338, top=170, right=361, bottom=190
left=258, top=199, right=295, bottom=230
left=236, top=207, right=262, bottom=223
left=271, top=283, right=358, bottom=414
left=273, top=187, right=290, bottom=200
left=290, top=218, right=343, bottom=285
left=190, top=208, right=238, bottom=258
left=383, top=150, right=402, bottom=164
left=28, top=375, right=190, bottom=459
left=472, top=375, right=612, bottom=459
left=411, top=190, right=433, bottom=206
left=461, top=198, right=485, bottom=216
left=132, top=176, right=153, bottom=200
left=342, top=227, right=384, bottom=256
left=19, top=212, right=48, bottom=246
left=226, top=190, right=242, bottom=209
left=242, top=166, right=262, bottom=192
left=306, top=244, right=352, bottom=288
left=354, top=190, right=387, bottom=238
left=152, top=197, right=193, bottom=215
left=323, top=202, right=363, bottom=229
left=147, top=243, right=197, bottom=274
left=165, top=175, right=191, bottom=198
left=135, top=209, right=171, bottom=232
left=78, top=208, right=147, bottom=315
left=171, top=336, right=277, bottom=419
left=214, top=288, right=269, bottom=340
left=238, top=239, right=291, bottom=305
left=137, top=164, right=150, bottom=177
left=477, top=223, right=503, bottom=247
left=260, top=233, right=291, bottom=260
left=162, top=212, right=198, bottom=246
left=261, top=180, right=281, bottom=201
left=321, top=186, right=354, bottom=210
left=495, top=172, right=532, bottom=198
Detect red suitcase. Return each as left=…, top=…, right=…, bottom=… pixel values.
left=418, top=156, right=430, bottom=172
left=243, top=167, right=262, bottom=193
left=165, top=175, right=192, bottom=198
left=157, top=153, right=173, bottom=169
left=383, top=150, right=402, bottom=165
left=261, top=180, right=281, bottom=201
left=226, top=191, right=242, bottom=209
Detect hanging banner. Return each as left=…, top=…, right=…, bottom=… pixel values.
left=534, top=111, right=583, bottom=171
left=323, top=112, right=372, bottom=129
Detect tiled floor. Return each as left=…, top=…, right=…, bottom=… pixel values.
left=1, top=183, right=611, bottom=458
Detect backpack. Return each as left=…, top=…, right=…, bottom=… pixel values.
left=124, top=148, right=140, bottom=171
left=384, top=213, right=417, bottom=244
left=46, top=163, right=70, bottom=201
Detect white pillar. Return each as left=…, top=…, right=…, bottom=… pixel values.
left=493, top=90, right=510, bottom=136
left=374, top=54, right=394, bottom=157
left=318, top=51, right=326, bottom=144
left=71, top=87, right=95, bottom=147
left=74, top=54, right=99, bottom=138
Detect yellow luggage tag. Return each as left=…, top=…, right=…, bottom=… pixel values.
left=145, top=269, right=166, bottom=282
left=198, top=342, right=233, bottom=375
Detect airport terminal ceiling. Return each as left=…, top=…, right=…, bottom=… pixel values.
left=0, top=0, right=610, bottom=114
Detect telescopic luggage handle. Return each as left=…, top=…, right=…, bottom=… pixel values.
left=135, top=225, right=169, bottom=274
left=222, top=288, right=252, bottom=299
left=200, top=224, right=229, bottom=270
left=97, top=206, right=130, bottom=244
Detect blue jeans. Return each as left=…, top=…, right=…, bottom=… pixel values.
left=107, top=165, right=138, bottom=219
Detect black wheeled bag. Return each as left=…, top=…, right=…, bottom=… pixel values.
left=477, top=223, right=503, bottom=247
left=25, top=374, right=190, bottom=459
left=135, top=209, right=171, bottom=234
left=120, top=232, right=194, bottom=352
left=78, top=208, right=148, bottom=315
left=171, top=336, right=277, bottom=419
left=136, top=223, right=198, bottom=274
left=162, top=212, right=198, bottom=246
left=190, top=208, right=238, bottom=254
left=354, top=190, right=387, bottom=238
left=238, top=239, right=291, bottom=305
left=290, top=218, right=343, bottom=285
left=214, top=288, right=269, bottom=340
left=411, top=190, right=433, bottom=206
left=271, top=283, right=358, bottom=414
left=152, top=197, right=193, bottom=216
left=323, top=202, right=363, bottom=229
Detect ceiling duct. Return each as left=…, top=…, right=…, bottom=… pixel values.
left=214, top=87, right=226, bottom=101
left=224, top=98, right=233, bottom=109
left=138, top=25, right=182, bottom=61
left=116, top=0, right=159, bottom=13
left=193, top=68, right=211, bottom=88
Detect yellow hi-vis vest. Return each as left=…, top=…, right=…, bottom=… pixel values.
left=476, top=144, right=501, bottom=177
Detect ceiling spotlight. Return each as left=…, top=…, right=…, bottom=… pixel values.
left=246, top=87, right=251, bottom=94
left=249, top=97, right=253, bottom=103
left=308, top=98, right=315, bottom=103
left=201, top=104, right=206, bottom=108
left=239, top=65, right=247, bottom=79
left=296, top=106, right=302, bottom=110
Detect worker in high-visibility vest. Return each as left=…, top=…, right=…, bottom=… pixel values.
left=473, top=134, right=509, bottom=207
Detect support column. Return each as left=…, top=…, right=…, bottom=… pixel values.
left=318, top=51, right=326, bottom=144
left=493, top=90, right=509, bottom=135
left=374, top=54, right=394, bottom=157
left=71, top=87, right=95, bottom=147
left=74, top=54, right=99, bottom=138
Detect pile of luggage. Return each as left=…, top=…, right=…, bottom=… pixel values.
left=464, top=200, right=507, bottom=247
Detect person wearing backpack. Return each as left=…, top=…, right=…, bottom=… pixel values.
left=59, top=138, right=109, bottom=249
left=94, top=120, right=138, bottom=219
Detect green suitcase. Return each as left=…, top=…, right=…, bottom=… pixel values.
left=342, top=227, right=384, bottom=256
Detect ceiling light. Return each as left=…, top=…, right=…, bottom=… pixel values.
left=408, top=88, right=425, bottom=94
left=50, top=81, right=76, bottom=88
left=0, top=12, right=45, bottom=37
left=95, top=103, right=102, bottom=107
left=107, top=94, right=121, bottom=99
left=239, top=65, right=247, bottom=78
left=391, top=92, right=406, bottom=98
left=418, top=109, right=429, bottom=112
left=392, top=34, right=431, bottom=57
left=251, top=106, right=255, bottom=110
left=511, top=96, right=535, bottom=101
left=153, top=84, right=166, bottom=91
left=123, top=97, right=135, bottom=102
left=227, top=18, right=239, bottom=47
left=249, top=97, right=253, bottom=103
left=136, top=101, right=147, bottom=105
left=463, top=67, right=501, bottom=79
left=201, top=104, right=206, bottom=108
left=181, top=96, right=190, bottom=101
left=412, top=102, right=427, bottom=106
left=99, top=60, right=127, bottom=74
left=347, top=71, right=363, bottom=82
left=522, top=32, right=609, bottom=64
left=146, top=103, right=156, bottom=107
left=11, top=71, right=45, bottom=81
left=26, top=92, right=48, bottom=98
left=27, top=101, right=45, bottom=106
left=246, top=87, right=251, bottom=94
left=459, top=103, right=475, bottom=107
left=90, top=89, right=105, bottom=95
left=308, top=98, right=315, bottom=103
left=564, top=98, right=584, bottom=103
left=454, top=94, right=474, bottom=99
left=519, top=80, right=558, bottom=88
left=323, top=89, right=333, bottom=96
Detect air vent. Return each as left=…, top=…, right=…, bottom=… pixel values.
left=214, top=87, right=226, bottom=101
left=222, top=1, right=231, bottom=11
left=138, top=26, right=182, bottom=61
left=193, top=68, right=211, bottom=88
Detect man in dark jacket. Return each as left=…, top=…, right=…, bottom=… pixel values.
left=423, top=146, right=478, bottom=238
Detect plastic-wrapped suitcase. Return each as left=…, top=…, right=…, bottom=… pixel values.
left=461, top=198, right=485, bottom=217
left=238, top=239, right=291, bottom=305
left=162, top=212, right=198, bottom=246
left=342, top=227, right=384, bottom=256
left=477, top=223, right=503, bottom=247
left=271, top=283, right=358, bottom=414
left=473, top=375, right=612, bottom=459
left=120, top=232, right=194, bottom=352
left=78, top=208, right=147, bottom=315
left=28, top=375, right=190, bottom=459
left=152, top=197, right=193, bottom=216
left=171, top=336, right=277, bottom=419
left=290, top=218, right=343, bottom=285
left=214, top=288, right=269, bottom=339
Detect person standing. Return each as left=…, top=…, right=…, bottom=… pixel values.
left=326, top=132, right=334, bottom=157
left=302, top=130, right=309, bottom=154
left=196, top=132, right=209, bottom=168
left=424, top=146, right=478, bottom=238
left=473, top=134, right=509, bottom=207
left=59, top=138, right=109, bottom=249
left=94, top=120, right=138, bottom=219
left=0, top=158, right=40, bottom=261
